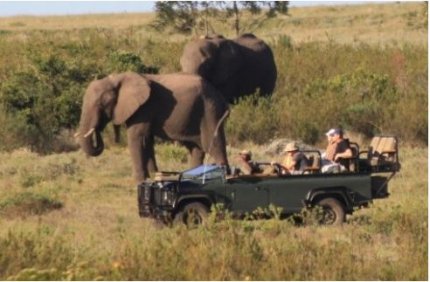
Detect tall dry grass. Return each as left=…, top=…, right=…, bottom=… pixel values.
left=0, top=144, right=427, bottom=280
left=0, top=2, right=427, bottom=280
left=0, top=2, right=426, bottom=45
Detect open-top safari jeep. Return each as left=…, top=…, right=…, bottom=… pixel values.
left=137, top=136, right=400, bottom=226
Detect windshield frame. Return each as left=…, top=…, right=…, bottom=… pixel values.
left=181, top=164, right=224, bottom=181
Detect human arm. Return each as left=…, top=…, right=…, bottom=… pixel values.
left=334, top=147, right=352, bottom=161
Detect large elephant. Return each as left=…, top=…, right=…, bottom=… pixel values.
left=180, top=33, right=277, bottom=103
left=75, top=72, right=229, bottom=183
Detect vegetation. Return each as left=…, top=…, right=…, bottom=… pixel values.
left=0, top=2, right=426, bottom=153
left=0, top=145, right=426, bottom=280
left=153, top=1, right=289, bottom=35
left=0, top=2, right=427, bottom=280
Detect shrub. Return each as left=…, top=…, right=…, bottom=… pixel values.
left=226, top=94, right=279, bottom=145
left=107, top=51, right=159, bottom=74
left=0, top=48, right=158, bottom=153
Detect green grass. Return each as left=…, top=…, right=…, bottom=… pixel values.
left=0, top=2, right=427, bottom=151
left=0, top=2, right=427, bottom=280
left=0, top=145, right=427, bottom=280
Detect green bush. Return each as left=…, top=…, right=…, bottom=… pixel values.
left=0, top=46, right=159, bottom=153
left=0, top=26, right=427, bottom=151
left=226, top=94, right=279, bottom=145
left=107, top=51, right=159, bottom=74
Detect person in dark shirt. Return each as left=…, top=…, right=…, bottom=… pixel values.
left=273, top=142, right=308, bottom=175
left=236, top=150, right=260, bottom=175
left=322, top=128, right=352, bottom=173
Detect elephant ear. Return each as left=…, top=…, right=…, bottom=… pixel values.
left=212, top=40, right=242, bottom=84
left=110, top=72, right=151, bottom=125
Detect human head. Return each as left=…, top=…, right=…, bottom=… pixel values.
left=326, top=128, right=343, bottom=141
left=283, top=142, right=299, bottom=154
left=239, top=150, right=252, bottom=161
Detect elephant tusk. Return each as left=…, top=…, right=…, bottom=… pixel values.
left=74, top=132, right=81, bottom=138
left=83, top=128, right=95, bottom=138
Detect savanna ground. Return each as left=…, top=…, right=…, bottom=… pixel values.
left=0, top=144, right=427, bottom=280
left=0, top=2, right=428, bottom=280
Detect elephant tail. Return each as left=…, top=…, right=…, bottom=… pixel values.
left=214, top=109, right=230, bottom=137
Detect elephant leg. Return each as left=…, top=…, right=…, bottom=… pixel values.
left=209, top=127, right=229, bottom=166
left=183, top=142, right=205, bottom=168
left=145, top=134, right=158, bottom=174
left=127, top=125, right=153, bottom=183
left=113, top=124, right=121, bottom=144
left=259, top=78, right=276, bottom=97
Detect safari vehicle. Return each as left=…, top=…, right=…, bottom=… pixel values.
left=137, top=136, right=400, bottom=225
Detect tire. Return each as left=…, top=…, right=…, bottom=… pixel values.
left=173, top=202, right=209, bottom=227
left=315, top=197, right=346, bottom=225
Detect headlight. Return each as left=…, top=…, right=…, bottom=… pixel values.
left=158, top=182, right=175, bottom=205
left=161, top=189, right=174, bottom=205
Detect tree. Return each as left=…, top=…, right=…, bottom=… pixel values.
left=153, top=1, right=289, bottom=35
left=224, top=1, right=289, bottom=35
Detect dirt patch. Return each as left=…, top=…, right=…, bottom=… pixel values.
left=0, top=192, right=63, bottom=218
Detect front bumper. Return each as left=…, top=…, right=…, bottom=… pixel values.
left=137, top=182, right=174, bottom=221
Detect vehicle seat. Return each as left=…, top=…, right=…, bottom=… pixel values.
left=360, top=136, right=400, bottom=172
left=338, top=139, right=359, bottom=172
left=304, top=154, right=321, bottom=174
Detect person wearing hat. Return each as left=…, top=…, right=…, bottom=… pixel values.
left=273, top=142, right=308, bottom=175
left=236, top=150, right=260, bottom=175
left=321, top=128, right=352, bottom=173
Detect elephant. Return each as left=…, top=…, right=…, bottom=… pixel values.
left=75, top=72, right=230, bottom=183
left=180, top=33, right=277, bottom=103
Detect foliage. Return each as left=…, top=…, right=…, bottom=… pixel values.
left=0, top=4, right=426, bottom=280
left=0, top=146, right=427, bottom=280
left=0, top=55, right=86, bottom=152
left=152, top=2, right=201, bottom=34
left=107, top=51, right=159, bottom=74
left=152, top=1, right=289, bottom=35
left=0, top=45, right=157, bottom=153
left=0, top=2, right=426, bottom=151
left=226, top=94, right=279, bottom=145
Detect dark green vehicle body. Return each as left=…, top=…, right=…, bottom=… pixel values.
left=138, top=136, right=400, bottom=224
left=138, top=165, right=390, bottom=222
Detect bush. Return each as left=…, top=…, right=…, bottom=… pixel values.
left=226, top=94, right=279, bottom=145
left=0, top=26, right=427, bottom=151
left=107, top=51, right=159, bottom=74
left=0, top=47, right=158, bottom=153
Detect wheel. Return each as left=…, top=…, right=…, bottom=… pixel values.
left=173, top=202, right=209, bottom=227
left=315, top=198, right=346, bottom=225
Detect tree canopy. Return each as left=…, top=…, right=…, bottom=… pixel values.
left=152, top=1, right=289, bottom=35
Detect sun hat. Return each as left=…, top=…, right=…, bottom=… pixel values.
left=283, top=142, right=299, bottom=152
left=239, top=150, right=252, bottom=157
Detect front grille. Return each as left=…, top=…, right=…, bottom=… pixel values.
left=137, top=182, right=154, bottom=217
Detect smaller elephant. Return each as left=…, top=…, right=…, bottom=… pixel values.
left=180, top=33, right=277, bottom=103
left=76, top=72, right=230, bottom=183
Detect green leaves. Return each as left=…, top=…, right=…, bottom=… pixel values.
left=152, top=1, right=289, bottom=35
left=107, top=51, right=159, bottom=74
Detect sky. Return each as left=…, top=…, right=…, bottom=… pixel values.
left=0, top=1, right=393, bottom=17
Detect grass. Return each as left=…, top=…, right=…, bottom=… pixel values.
left=0, top=144, right=427, bottom=280
left=0, top=2, right=427, bottom=280
left=0, top=2, right=426, bottom=45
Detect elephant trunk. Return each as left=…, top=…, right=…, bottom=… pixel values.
left=79, top=128, right=104, bottom=157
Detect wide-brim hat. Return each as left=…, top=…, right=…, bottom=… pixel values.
left=283, top=142, right=299, bottom=152
left=239, top=150, right=252, bottom=157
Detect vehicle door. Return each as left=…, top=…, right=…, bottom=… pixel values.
left=225, top=176, right=269, bottom=214
left=266, top=176, right=314, bottom=213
